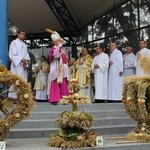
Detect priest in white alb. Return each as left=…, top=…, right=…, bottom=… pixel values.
left=135, top=40, right=150, bottom=76
left=91, top=44, right=109, bottom=102
left=8, top=29, right=30, bottom=98
left=108, top=43, right=123, bottom=102
left=123, top=45, right=136, bottom=77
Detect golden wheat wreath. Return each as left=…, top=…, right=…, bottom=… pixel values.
left=0, top=64, right=34, bottom=140
left=49, top=79, right=97, bottom=148
left=122, top=76, right=150, bottom=142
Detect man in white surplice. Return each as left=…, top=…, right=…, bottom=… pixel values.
left=9, top=29, right=30, bottom=98
left=91, top=44, right=109, bottom=102
left=108, top=43, right=123, bottom=102
left=123, top=46, right=136, bottom=77
left=135, top=40, right=150, bottom=76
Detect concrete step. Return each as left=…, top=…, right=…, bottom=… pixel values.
left=8, top=125, right=135, bottom=139
left=32, top=103, right=124, bottom=112
left=13, top=117, right=135, bottom=129
left=28, top=110, right=127, bottom=120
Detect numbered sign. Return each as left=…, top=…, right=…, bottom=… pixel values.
left=96, top=136, right=103, bottom=147
left=0, top=141, right=6, bottom=150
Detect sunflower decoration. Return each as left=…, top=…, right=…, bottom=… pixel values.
left=49, top=79, right=97, bottom=148
left=0, top=64, right=34, bottom=140
left=122, top=76, right=150, bottom=142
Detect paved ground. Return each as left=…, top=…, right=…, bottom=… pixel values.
left=6, top=138, right=52, bottom=150
left=4, top=137, right=150, bottom=150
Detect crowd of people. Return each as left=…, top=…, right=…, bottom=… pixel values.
left=8, top=29, right=150, bottom=104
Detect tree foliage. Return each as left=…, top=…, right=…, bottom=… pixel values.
left=77, top=0, right=150, bottom=53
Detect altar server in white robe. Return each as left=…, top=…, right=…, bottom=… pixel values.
left=123, top=46, right=136, bottom=77
left=135, top=40, right=150, bottom=76
left=9, top=29, right=30, bottom=98
left=91, top=44, right=109, bottom=101
left=108, top=43, right=123, bottom=102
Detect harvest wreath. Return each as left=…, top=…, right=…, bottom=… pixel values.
left=122, top=76, right=150, bottom=142
left=49, top=79, right=97, bottom=148
left=0, top=64, right=34, bottom=140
